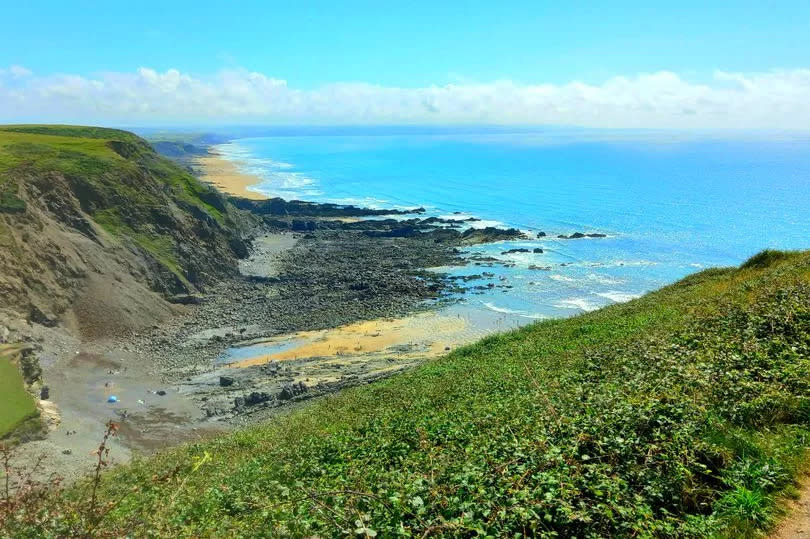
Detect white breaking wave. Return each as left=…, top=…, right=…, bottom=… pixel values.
left=549, top=273, right=622, bottom=285
left=554, top=297, right=600, bottom=312
left=549, top=274, right=577, bottom=283
left=216, top=142, right=322, bottom=199
left=577, top=259, right=659, bottom=269
left=248, top=170, right=318, bottom=190
left=586, top=273, right=623, bottom=285
left=595, top=291, right=642, bottom=303
left=330, top=196, right=402, bottom=209
left=608, top=260, right=658, bottom=267
left=481, top=302, right=548, bottom=319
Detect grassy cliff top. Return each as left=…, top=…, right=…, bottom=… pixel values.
left=0, top=124, right=145, bottom=142
left=5, top=249, right=810, bottom=536
left=0, top=124, right=219, bottom=218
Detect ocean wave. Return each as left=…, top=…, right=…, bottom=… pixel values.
left=595, top=291, right=641, bottom=303
left=554, top=297, right=600, bottom=312
left=549, top=272, right=623, bottom=285
left=574, top=259, right=658, bottom=269
left=248, top=170, right=316, bottom=190
left=481, top=302, right=548, bottom=319
left=438, top=212, right=476, bottom=221
left=466, top=219, right=505, bottom=229
left=608, top=260, right=658, bottom=267
left=549, top=274, right=577, bottom=283
left=586, top=273, right=623, bottom=285
left=329, top=196, right=399, bottom=209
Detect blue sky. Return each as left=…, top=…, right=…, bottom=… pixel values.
left=3, top=0, right=808, bottom=86
left=1, top=1, right=809, bottom=127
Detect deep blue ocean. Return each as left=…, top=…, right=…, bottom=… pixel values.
left=217, top=128, right=810, bottom=325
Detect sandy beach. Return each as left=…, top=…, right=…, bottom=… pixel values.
left=195, top=152, right=267, bottom=200
left=232, top=312, right=468, bottom=368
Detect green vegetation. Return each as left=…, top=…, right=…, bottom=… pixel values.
left=4, top=250, right=810, bottom=537
left=0, top=124, right=144, bottom=143
left=0, top=345, right=39, bottom=439
left=0, top=125, right=230, bottom=287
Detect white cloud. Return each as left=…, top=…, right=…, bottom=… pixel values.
left=1, top=65, right=809, bottom=128
left=7, top=65, right=33, bottom=79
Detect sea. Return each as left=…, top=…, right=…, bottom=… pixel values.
left=215, top=127, right=810, bottom=331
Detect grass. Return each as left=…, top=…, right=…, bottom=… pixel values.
left=0, top=346, right=38, bottom=439
left=3, top=249, right=810, bottom=537
left=0, top=125, right=144, bottom=143
left=0, top=125, right=230, bottom=285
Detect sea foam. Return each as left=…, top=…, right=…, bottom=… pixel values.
left=554, top=298, right=600, bottom=312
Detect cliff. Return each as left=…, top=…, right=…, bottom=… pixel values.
left=0, top=125, right=255, bottom=337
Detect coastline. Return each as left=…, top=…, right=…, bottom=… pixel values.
left=194, top=150, right=268, bottom=200
left=139, top=149, right=531, bottom=424
left=18, top=142, right=527, bottom=483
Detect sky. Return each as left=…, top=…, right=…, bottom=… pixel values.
left=1, top=0, right=809, bottom=128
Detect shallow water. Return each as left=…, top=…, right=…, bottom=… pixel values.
left=217, top=128, right=810, bottom=325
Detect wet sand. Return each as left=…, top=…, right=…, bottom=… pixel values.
left=195, top=152, right=267, bottom=200
left=231, top=313, right=468, bottom=368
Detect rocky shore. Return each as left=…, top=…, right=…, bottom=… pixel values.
left=3, top=131, right=532, bottom=481
left=129, top=207, right=526, bottom=425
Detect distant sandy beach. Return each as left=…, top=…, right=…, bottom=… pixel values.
left=195, top=151, right=267, bottom=200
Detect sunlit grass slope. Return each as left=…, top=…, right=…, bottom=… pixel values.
left=0, top=345, right=38, bottom=439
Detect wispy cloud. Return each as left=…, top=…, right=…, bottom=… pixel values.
left=1, top=66, right=809, bottom=128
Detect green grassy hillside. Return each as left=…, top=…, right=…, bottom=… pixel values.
left=0, top=345, right=38, bottom=439
left=5, top=250, right=810, bottom=537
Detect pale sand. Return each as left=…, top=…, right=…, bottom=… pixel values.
left=195, top=152, right=267, bottom=200
left=234, top=312, right=469, bottom=368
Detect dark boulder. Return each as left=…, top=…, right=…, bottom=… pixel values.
left=558, top=232, right=606, bottom=239
left=290, top=219, right=317, bottom=231
left=245, top=391, right=272, bottom=406
left=533, top=248, right=544, bottom=253
left=279, top=381, right=308, bottom=400
left=29, top=305, right=58, bottom=327
left=461, top=227, right=526, bottom=244
left=219, top=375, right=236, bottom=387
left=501, top=248, right=530, bottom=255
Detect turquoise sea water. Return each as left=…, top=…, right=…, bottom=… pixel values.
left=217, top=129, right=810, bottom=325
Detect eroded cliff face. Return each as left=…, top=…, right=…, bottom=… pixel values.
left=0, top=126, right=255, bottom=337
